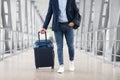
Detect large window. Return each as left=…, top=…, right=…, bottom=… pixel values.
left=77, top=0, right=120, bottom=66
left=0, top=0, right=43, bottom=60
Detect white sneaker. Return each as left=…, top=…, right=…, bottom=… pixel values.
left=57, top=65, right=64, bottom=73
left=69, top=61, right=75, bottom=71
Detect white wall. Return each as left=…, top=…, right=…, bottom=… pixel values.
left=27, top=0, right=31, bottom=34
left=0, top=0, right=1, bottom=58
left=0, top=0, right=1, bottom=26
left=109, top=0, right=120, bottom=27
left=21, top=0, right=25, bottom=32
left=10, top=0, right=16, bottom=31
left=84, top=0, right=91, bottom=31
left=94, top=0, right=103, bottom=30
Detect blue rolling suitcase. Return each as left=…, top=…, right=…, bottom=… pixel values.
left=33, top=32, right=54, bottom=69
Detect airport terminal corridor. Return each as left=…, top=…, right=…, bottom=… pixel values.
left=0, top=0, right=120, bottom=80
left=0, top=46, right=120, bottom=80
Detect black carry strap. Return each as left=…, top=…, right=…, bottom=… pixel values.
left=38, top=31, right=48, bottom=46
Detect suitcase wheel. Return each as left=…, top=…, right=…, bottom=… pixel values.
left=36, top=67, right=39, bottom=69
left=51, top=66, right=54, bottom=69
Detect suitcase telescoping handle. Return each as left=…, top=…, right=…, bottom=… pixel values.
left=38, top=31, right=48, bottom=46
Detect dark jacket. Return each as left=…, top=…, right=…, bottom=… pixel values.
left=43, top=0, right=79, bottom=31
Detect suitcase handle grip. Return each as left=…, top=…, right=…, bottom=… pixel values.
left=38, top=31, right=48, bottom=46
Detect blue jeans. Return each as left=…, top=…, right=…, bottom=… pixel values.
left=54, top=23, right=74, bottom=65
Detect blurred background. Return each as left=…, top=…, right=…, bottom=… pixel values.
left=0, top=0, right=120, bottom=67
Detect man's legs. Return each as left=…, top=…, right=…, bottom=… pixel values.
left=65, top=26, right=74, bottom=61
left=54, top=31, right=64, bottom=65
left=65, top=25, right=75, bottom=71
left=54, top=23, right=75, bottom=72
left=54, top=30, right=64, bottom=73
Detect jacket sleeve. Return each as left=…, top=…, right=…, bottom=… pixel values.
left=43, top=0, right=53, bottom=29
left=72, top=0, right=79, bottom=24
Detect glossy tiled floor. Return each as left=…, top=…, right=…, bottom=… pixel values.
left=0, top=46, right=120, bottom=80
